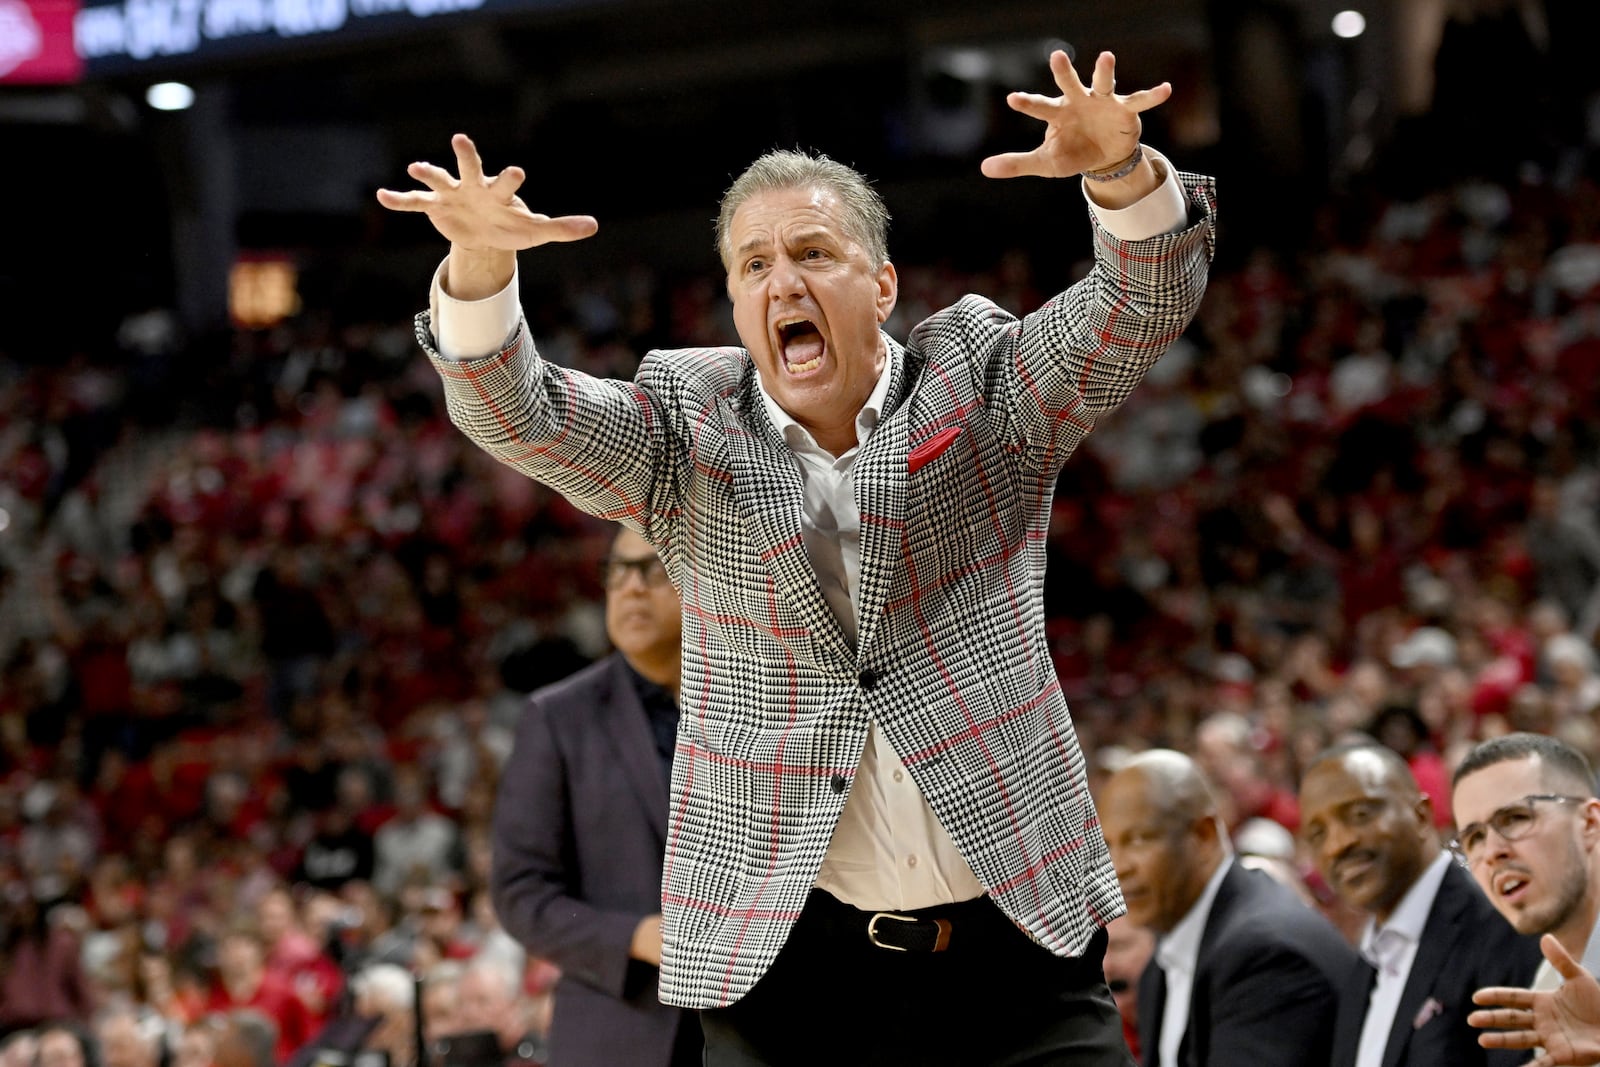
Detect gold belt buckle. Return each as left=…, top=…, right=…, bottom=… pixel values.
left=867, top=911, right=952, bottom=952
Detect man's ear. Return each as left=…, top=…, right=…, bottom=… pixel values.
left=1191, top=812, right=1223, bottom=848
left=876, top=262, right=898, bottom=323
left=1580, top=798, right=1600, bottom=850
left=1414, top=793, right=1435, bottom=833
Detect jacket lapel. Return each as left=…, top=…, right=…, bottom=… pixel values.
left=1381, top=863, right=1468, bottom=1067
left=724, top=363, right=854, bottom=667
left=596, top=655, right=670, bottom=845
left=853, top=335, right=912, bottom=656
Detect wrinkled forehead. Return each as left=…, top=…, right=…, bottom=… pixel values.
left=729, top=186, right=851, bottom=246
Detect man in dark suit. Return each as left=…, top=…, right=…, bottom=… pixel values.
left=1100, top=749, right=1356, bottom=1067
left=491, top=525, right=701, bottom=1067
left=1299, top=742, right=1542, bottom=1067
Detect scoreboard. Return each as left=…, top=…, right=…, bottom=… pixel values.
left=1, top=0, right=621, bottom=80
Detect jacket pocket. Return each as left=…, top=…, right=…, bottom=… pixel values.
left=908, top=425, right=963, bottom=473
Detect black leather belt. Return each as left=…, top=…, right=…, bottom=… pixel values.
left=805, top=889, right=995, bottom=954
left=867, top=910, right=953, bottom=952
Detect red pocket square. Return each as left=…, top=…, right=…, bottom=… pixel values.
left=908, top=426, right=963, bottom=473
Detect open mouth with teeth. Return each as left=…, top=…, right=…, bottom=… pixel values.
left=776, top=317, right=825, bottom=373
left=1496, top=871, right=1531, bottom=903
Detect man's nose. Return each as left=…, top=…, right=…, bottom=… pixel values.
left=768, top=255, right=805, bottom=298
left=1321, top=821, right=1358, bottom=863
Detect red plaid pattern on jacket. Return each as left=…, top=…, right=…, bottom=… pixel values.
left=419, top=172, right=1217, bottom=1008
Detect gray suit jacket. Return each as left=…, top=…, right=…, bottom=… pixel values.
left=491, top=654, right=696, bottom=1067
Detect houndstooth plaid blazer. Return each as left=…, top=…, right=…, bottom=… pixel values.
left=419, top=172, right=1217, bottom=1009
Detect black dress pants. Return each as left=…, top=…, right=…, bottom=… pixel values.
left=699, top=890, right=1134, bottom=1067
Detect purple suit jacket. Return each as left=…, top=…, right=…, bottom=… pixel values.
left=491, top=654, right=697, bottom=1067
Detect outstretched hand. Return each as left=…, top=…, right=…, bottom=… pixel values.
left=376, top=133, right=597, bottom=253
left=981, top=49, right=1169, bottom=181
left=1470, top=934, right=1600, bottom=1067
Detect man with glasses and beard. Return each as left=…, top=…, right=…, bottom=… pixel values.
left=1450, top=734, right=1600, bottom=1002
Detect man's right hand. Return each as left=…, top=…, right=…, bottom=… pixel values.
left=629, top=913, right=665, bottom=967
left=377, top=133, right=598, bottom=300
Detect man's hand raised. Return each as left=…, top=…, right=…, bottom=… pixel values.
left=981, top=49, right=1169, bottom=208
left=377, top=133, right=597, bottom=299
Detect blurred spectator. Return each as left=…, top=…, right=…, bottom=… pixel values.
left=35, top=1021, right=96, bottom=1067
left=419, top=961, right=463, bottom=1047
left=372, top=769, right=458, bottom=900
left=0, top=1031, right=36, bottom=1067
left=213, top=1010, right=277, bottom=1067
left=205, top=923, right=313, bottom=1064
left=1523, top=476, right=1600, bottom=626
left=252, top=548, right=337, bottom=723
left=0, top=890, right=95, bottom=1033
left=1367, top=703, right=1455, bottom=828
left=414, top=889, right=476, bottom=969
left=351, top=963, right=418, bottom=1067
left=93, top=1006, right=162, bottom=1067
left=291, top=962, right=416, bottom=1067
left=1544, top=633, right=1600, bottom=720
left=295, top=803, right=377, bottom=893
left=257, top=886, right=342, bottom=1033
left=455, top=955, right=547, bottom=1067
left=171, top=1022, right=213, bottom=1067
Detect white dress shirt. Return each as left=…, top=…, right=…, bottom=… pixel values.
left=431, top=153, right=1191, bottom=912
left=1155, top=857, right=1233, bottom=1067
left=1533, top=911, right=1600, bottom=989
left=1353, top=850, right=1452, bottom=1067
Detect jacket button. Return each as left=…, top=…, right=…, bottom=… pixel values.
left=830, top=774, right=847, bottom=794
left=858, top=669, right=877, bottom=690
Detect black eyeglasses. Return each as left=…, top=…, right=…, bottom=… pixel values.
left=1449, top=794, right=1588, bottom=865
left=600, top=554, right=669, bottom=590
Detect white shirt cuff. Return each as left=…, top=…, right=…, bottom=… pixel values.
left=1082, top=147, right=1187, bottom=242
left=428, top=258, right=522, bottom=362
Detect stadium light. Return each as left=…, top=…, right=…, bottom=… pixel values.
left=145, top=81, right=194, bottom=110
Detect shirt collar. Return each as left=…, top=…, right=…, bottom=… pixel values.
left=1581, top=907, right=1600, bottom=975
left=1155, top=856, right=1234, bottom=978
left=754, top=337, right=896, bottom=457
left=1359, top=850, right=1451, bottom=970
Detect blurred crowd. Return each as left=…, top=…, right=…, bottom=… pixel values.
left=3, top=121, right=1600, bottom=1065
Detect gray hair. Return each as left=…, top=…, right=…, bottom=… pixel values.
left=461, top=951, right=522, bottom=1003
left=354, top=963, right=417, bottom=1013
left=715, top=149, right=891, bottom=272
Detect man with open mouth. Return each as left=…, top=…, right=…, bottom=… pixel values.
left=1450, top=731, right=1600, bottom=1063
left=381, top=43, right=1215, bottom=1067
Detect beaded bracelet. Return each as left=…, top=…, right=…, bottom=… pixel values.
left=1082, top=143, right=1144, bottom=183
